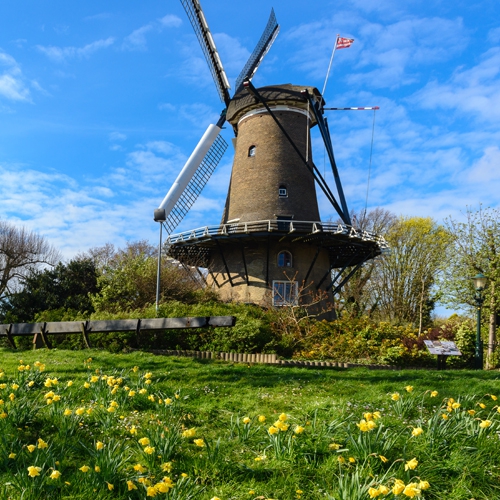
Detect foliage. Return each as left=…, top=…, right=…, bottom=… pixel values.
left=0, top=219, right=60, bottom=302
left=442, top=206, right=500, bottom=366
left=374, top=216, right=452, bottom=329
left=0, top=258, right=99, bottom=323
left=88, top=241, right=209, bottom=313
left=0, top=350, right=498, bottom=499
left=336, top=208, right=397, bottom=318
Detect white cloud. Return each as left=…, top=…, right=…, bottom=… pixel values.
left=123, top=24, right=154, bottom=51
left=109, top=131, right=127, bottom=142
left=0, top=51, right=30, bottom=101
left=412, top=48, right=500, bottom=124
left=36, top=37, right=115, bottom=62
left=159, top=14, right=182, bottom=28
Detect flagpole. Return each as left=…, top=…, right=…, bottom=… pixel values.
left=322, top=34, right=339, bottom=97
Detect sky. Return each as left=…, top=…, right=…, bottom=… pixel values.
left=1, top=0, right=499, bottom=264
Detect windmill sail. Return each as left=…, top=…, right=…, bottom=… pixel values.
left=158, top=124, right=228, bottom=234
left=234, top=9, right=279, bottom=95
left=180, top=0, right=231, bottom=106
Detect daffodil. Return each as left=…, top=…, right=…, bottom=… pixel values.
left=133, top=463, right=147, bottom=473
left=258, top=415, right=266, bottom=423
left=391, top=393, right=400, bottom=401
left=144, top=446, right=155, bottom=454
left=405, top=458, right=418, bottom=471
left=294, top=425, right=305, bottom=434
left=96, top=441, right=104, bottom=450
left=138, top=437, right=150, bottom=446
left=368, top=487, right=381, bottom=498
left=37, top=438, right=48, bottom=449
left=392, top=479, right=405, bottom=495
left=243, top=417, right=251, bottom=424
left=268, top=425, right=279, bottom=435
left=27, top=465, right=42, bottom=477
left=411, top=427, right=423, bottom=437
left=402, top=482, right=421, bottom=498
left=479, top=419, right=492, bottom=428
left=27, top=445, right=36, bottom=453
left=50, top=469, right=61, bottom=479
left=127, top=480, right=138, bottom=490
left=79, top=465, right=90, bottom=473
left=278, top=413, right=287, bottom=421
left=182, top=428, right=196, bottom=438
left=106, top=482, right=114, bottom=490
left=405, top=385, right=413, bottom=393
left=193, top=439, right=205, bottom=447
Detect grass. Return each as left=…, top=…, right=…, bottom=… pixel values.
left=0, top=347, right=498, bottom=499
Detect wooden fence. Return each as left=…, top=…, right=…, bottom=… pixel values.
left=0, top=316, right=236, bottom=349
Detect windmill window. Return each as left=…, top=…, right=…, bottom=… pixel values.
left=272, top=280, right=298, bottom=306
left=248, top=145, right=256, bottom=157
left=277, top=250, right=292, bottom=267
left=279, top=185, right=287, bottom=197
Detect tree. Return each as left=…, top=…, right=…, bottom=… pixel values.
left=87, top=241, right=206, bottom=313
left=0, top=258, right=99, bottom=323
left=336, top=208, right=396, bottom=318
left=374, top=216, right=452, bottom=329
left=0, top=220, right=60, bottom=301
left=441, top=206, right=500, bottom=366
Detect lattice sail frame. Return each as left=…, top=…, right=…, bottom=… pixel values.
left=164, top=134, right=228, bottom=235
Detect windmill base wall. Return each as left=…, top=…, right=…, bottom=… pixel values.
left=206, top=241, right=333, bottom=317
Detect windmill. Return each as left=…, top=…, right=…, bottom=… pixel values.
left=154, top=0, right=388, bottom=312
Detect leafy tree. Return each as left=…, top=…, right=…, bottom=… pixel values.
left=336, top=208, right=396, bottom=318
left=0, top=219, right=60, bottom=302
left=374, top=216, right=452, bottom=329
left=88, top=241, right=207, bottom=313
left=0, top=258, right=99, bottom=323
left=442, top=206, right=500, bottom=366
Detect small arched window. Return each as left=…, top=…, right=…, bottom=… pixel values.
left=278, top=185, right=287, bottom=197
left=248, top=145, right=256, bottom=157
left=277, top=250, right=292, bottom=267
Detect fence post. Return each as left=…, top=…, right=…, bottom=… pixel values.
left=80, top=322, right=92, bottom=349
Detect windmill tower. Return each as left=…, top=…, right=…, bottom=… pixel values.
left=155, top=1, right=388, bottom=310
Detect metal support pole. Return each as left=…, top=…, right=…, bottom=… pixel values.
left=475, top=292, right=484, bottom=369
left=155, top=222, right=163, bottom=313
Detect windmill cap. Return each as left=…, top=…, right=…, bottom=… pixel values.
left=226, top=84, right=324, bottom=126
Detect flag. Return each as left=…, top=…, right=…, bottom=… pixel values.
left=336, top=36, right=354, bottom=49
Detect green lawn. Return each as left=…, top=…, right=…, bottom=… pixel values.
left=0, top=348, right=498, bottom=499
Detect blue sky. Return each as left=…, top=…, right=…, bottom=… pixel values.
left=1, top=0, right=499, bottom=261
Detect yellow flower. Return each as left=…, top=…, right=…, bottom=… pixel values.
left=479, top=419, right=492, bottom=428
left=148, top=395, right=155, bottom=402
left=451, top=402, right=461, bottom=409
left=75, top=408, right=85, bottom=416
left=268, top=426, right=279, bottom=435
left=83, top=382, right=90, bottom=389
left=161, top=462, right=172, bottom=472
left=368, top=487, right=381, bottom=498
left=132, top=366, right=139, bottom=373
left=67, top=380, right=73, bottom=387
left=182, top=428, right=196, bottom=438
left=50, top=469, right=61, bottom=479
left=243, top=417, right=251, bottom=424
left=490, top=394, right=498, bottom=401
left=392, top=479, right=405, bottom=495
left=348, top=457, right=356, bottom=463
left=27, top=445, right=36, bottom=453
left=411, top=427, right=423, bottom=437
left=329, top=443, right=341, bottom=450
left=338, top=456, right=345, bottom=464
left=165, top=398, right=172, bottom=405
left=258, top=415, right=266, bottom=423
left=402, top=482, right=421, bottom=498
left=139, top=388, right=147, bottom=395
left=294, top=425, right=305, bottom=434
left=27, top=381, right=35, bottom=387
left=193, top=439, right=205, bottom=447
left=37, top=438, right=48, bottom=449
left=391, top=393, right=400, bottom=401
left=9, top=393, right=15, bottom=401
left=28, top=465, right=42, bottom=477
left=128, top=390, right=136, bottom=397
left=405, top=385, right=413, bottom=393
left=146, top=486, right=158, bottom=497
left=79, top=465, right=90, bottom=473
left=130, top=426, right=138, bottom=435
left=95, top=465, right=101, bottom=472
left=419, top=480, right=430, bottom=490
left=106, top=482, right=114, bottom=490
left=127, top=480, right=138, bottom=490
left=357, top=419, right=376, bottom=432
left=378, top=485, right=389, bottom=494
left=90, top=376, right=99, bottom=383
left=379, top=455, right=388, bottom=463
left=442, top=413, right=449, bottom=420
left=133, top=463, right=147, bottom=473
left=96, top=441, right=104, bottom=450
left=45, top=391, right=55, bottom=399
left=144, top=446, right=155, bottom=454
left=405, top=458, right=418, bottom=471
left=138, top=437, right=150, bottom=446
left=63, top=409, right=72, bottom=416
left=181, top=472, right=189, bottom=477
left=479, top=403, right=486, bottom=409
left=468, top=409, right=476, bottom=416
left=8, top=453, right=16, bottom=459
left=52, top=394, right=61, bottom=402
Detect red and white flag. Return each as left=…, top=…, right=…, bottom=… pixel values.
left=336, top=36, right=354, bottom=49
